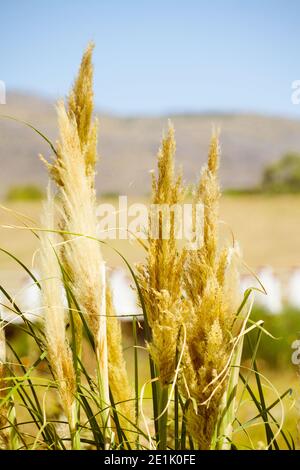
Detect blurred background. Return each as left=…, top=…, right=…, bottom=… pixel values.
left=1, top=0, right=300, bottom=446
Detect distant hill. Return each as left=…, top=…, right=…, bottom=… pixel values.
left=1, top=91, right=300, bottom=196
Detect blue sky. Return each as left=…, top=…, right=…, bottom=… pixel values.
left=1, top=0, right=300, bottom=116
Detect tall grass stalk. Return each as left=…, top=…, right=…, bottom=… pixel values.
left=0, top=322, right=19, bottom=449
left=40, top=193, right=78, bottom=448
left=0, top=321, right=9, bottom=449
left=0, top=44, right=294, bottom=451
left=95, top=263, right=111, bottom=447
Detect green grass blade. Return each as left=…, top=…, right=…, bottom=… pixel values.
left=0, top=114, right=57, bottom=155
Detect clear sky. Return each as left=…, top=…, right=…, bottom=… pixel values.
left=1, top=0, right=300, bottom=117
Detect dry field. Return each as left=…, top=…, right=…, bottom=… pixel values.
left=1, top=194, right=299, bottom=290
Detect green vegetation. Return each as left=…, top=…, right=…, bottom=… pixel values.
left=243, top=306, right=300, bottom=368
left=262, top=152, right=300, bottom=193
left=99, top=191, right=120, bottom=199
left=224, top=187, right=261, bottom=196
left=6, top=184, right=44, bottom=201
left=225, top=152, right=300, bottom=195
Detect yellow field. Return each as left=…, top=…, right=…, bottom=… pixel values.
left=0, top=194, right=299, bottom=289
left=220, top=195, right=300, bottom=269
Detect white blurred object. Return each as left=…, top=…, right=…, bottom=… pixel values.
left=286, top=267, right=300, bottom=310
left=110, top=268, right=141, bottom=320
left=0, top=272, right=42, bottom=324
left=255, top=266, right=282, bottom=314
left=18, top=274, right=42, bottom=323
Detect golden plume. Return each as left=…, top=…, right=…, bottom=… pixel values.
left=182, top=130, right=241, bottom=449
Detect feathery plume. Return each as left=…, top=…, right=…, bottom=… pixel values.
left=106, top=288, right=135, bottom=440
left=40, top=44, right=104, bottom=351
left=68, top=43, right=94, bottom=150
left=137, top=124, right=186, bottom=387
left=41, top=44, right=111, bottom=440
left=54, top=101, right=104, bottom=342
left=40, top=193, right=76, bottom=425
left=182, top=130, right=241, bottom=449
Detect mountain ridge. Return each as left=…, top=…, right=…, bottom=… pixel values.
left=1, top=91, right=300, bottom=196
